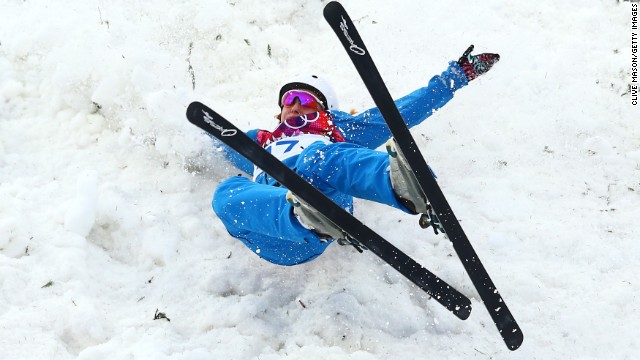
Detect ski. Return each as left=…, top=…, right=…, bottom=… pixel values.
left=186, top=101, right=471, bottom=320
left=323, top=1, right=523, bottom=350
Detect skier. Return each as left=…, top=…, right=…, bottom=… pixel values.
left=213, top=45, right=500, bottom=266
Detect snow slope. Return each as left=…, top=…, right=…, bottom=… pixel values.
left=0, top=0, right=638, bottom=359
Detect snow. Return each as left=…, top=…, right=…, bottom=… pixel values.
left=0, top=0, right=638, bottom=358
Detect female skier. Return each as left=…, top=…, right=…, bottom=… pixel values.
left=213, top=45, right=500, bottom=266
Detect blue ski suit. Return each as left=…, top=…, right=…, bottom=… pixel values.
left=213, top=62, right=468, bottom=266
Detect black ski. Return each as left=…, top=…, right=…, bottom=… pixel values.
left=323, top=1, right=523, bottom=350
left=186, top=101, right=471, bottom=320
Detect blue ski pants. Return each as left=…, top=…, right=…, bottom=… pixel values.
left=213, top=141, right=410, bottom=266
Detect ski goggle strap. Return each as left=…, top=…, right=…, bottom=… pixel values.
left=280, top=90, right=325, bottom=110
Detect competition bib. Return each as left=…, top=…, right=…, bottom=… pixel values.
left=253, top=134, right=331, bottom=181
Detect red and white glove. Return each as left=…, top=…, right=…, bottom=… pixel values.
left=457, top=45, right=500, bottom=81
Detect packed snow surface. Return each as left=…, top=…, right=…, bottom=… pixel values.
left=0, top=0, right=638, bottom=359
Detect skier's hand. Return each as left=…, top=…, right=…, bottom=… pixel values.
left=457, top=45, right=500, bottom=81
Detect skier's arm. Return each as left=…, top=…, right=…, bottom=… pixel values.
left=333, top=61, right=468, bottom=149
left=334, top=46, right=500, bottom=149
left=213, top=129, right=260, bottom=175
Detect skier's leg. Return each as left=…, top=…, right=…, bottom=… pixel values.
left=295, top=141, right=412, bottom=212
left=213, top=176, right=330, bottom=265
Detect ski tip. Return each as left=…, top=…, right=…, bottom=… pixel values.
left=323, top=1, right=344, bottom=18
left=186, top=101, right=202, bottom=116
left=186, top=101, right=210, bottom=125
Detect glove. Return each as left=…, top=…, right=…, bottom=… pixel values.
left=457, top=45, right=500, bottom=81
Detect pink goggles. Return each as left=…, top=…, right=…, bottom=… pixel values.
left=280, top=90, right=325, bottom=109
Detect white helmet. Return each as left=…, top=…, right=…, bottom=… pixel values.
left=278, top=74, right=338, bottom=111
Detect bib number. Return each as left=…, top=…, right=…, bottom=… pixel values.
left=253, top=135, right=331, bottom=181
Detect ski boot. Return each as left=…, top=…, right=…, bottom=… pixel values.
left=386, top=139, right=445, bottom=235
left=286, top=191, right=367, bottom=251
